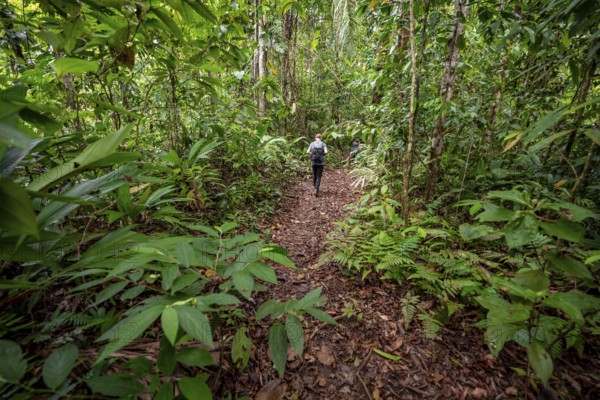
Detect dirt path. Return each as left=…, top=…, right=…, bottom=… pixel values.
left=230, top=169, right=593, bottom=400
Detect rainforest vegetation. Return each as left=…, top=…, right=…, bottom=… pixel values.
left=0, top=0, right=599, bottom=398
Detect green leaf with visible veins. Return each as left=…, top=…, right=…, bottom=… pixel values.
left=269, top=322, right=288, bottom=377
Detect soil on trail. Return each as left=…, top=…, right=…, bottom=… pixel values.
left=232, top=169, right=597, bottom=400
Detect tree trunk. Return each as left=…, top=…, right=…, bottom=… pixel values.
left=564, top=61, right=596, bottom=159
left=62, top=73, right=83, bottom=132
left=256, top=0, right=267, bottom=114
left=424, top=0, right=467, bottom=201
left=169, top=70, right=180, bottom=151
left=485, top=53, right=509, bottom=142
left=402, top=0, right=418, bottom=226
left=282, top=10, right=293, bottom=106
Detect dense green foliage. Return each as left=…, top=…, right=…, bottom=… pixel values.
left=0, top=0, right=599, bottom=397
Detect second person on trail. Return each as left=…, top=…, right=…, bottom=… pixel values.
left=307, top=133, right=328, bottom=197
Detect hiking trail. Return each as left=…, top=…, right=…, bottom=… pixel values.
left=229, top=169, right=586, bottom=400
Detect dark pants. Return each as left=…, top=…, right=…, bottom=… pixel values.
left=312, top=164, right=324, bottom=190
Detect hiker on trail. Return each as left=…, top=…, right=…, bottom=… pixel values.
left=350, top=139, right=363, bottom=158
left=307, top=133, right=328, bottom=197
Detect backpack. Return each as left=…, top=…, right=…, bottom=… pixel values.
left=311, top=142, right=325, bottom=165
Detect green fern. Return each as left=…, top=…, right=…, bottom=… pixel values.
left=417, top=312, right=443, bottom=339
left=400, top=293, right=420, bottom=330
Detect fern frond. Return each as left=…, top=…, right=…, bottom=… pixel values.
left=417, top=312, right=443, bottom=339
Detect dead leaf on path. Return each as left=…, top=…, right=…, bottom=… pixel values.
left=472, top=388, right=488, bottom=398
left=317, top=345, right=335, bottom=366
left=378, top=313, right=389, bottom=321
left=505, top=387, right=518, bottom=395
left=372, top=386, right=380, bottom=400
left=296, top=274, right=305, bottom=279
left=390, top=338, right=404, bottom=350
left=308, top=263, right=319, bottom=270
left=255, top=380, right=287, bottom=400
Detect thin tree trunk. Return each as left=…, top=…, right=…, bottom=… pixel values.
left=414, top=0, right=430, bottom=123
left=485, top=53, right=509, bottom=142
left=402, top=0, right=418, bottom=226
left=570, top=143, right=596, bottom=202
left=424, top=0, right=467, bottom=201
left=564, top=61, right=596, bottom=159
left=169, top=70, right=180, bottom=151
left=62, top=74, right=83, bottom=132
left=257, top=0, right=267, bottom=114
left=282, top=10, right=293, bottom=105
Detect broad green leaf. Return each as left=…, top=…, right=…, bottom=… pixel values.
left=528, top=341, right=553, bottom=385
left=95, top=281, right=128, bottom=305
left=178, top=377, right=212, bottom=400
left=232, top=327, right=252, bottom=369
left=477, top=203, right=516, bottom=222
left=156, top=381, right=174, bottom=400
left=152, top=8, right=183, bottom=39
left=459, top=223, right=496, bottom=241
left=487, top=190, right=530, bottom=206
left=120, top=285, right=146, bottom=300
left=286, top=315, right=304, bottom=356
left=42, top=344, right=79, bottom=389
left=260, top=248, right=296, bottom=268
left=373, top=348, right=401, bottom=361
left=175, top=242, right=195, bottom=267
left=52, top=57, right=99, bottom=77
left=232, top=270, right=254, bottom=299
left=171, top=273, right=201, bottom=294
left=477, top=295, right=531, bottom=323
left=198, top=293, right=240, bottom=306
left=162, top=308, right=179, bottom=346
left=583, top=129, right=600, bottom=145
left=298, top=287, right=324, bottom=309
left=217, top=221, right=238, bottom=233
left=28, top=124, right=133, bottom=191
left=176, top=347, right=214, bottom=367
left=585, top=253, right=600, bottom=265
left=0, top=340, right=27, bottom=383
left=503, top=212, right=538, bottom=248
left=305, top=307, right=337, bottom=324
left=269, top=322, right=288, bottom=377
left=184, top=0, right=218, bottom=23
left=176, top=306, right=213, bottom=346
left=96, top=305, right=163, bottom=363
left=248, top=262, right=277, bottom=283
left=546, top=252, right=593, bottom=282
left=544, top=201, right=597, bottom=222
left=543, top=294, right=584, bottom=324
left=256, top=300, right=284, bottom=320
left=512, top=269, right=549, bottom=294
left=0, top=179, right=38, bottom=237
left=0, top=123, right=33, bottom=148
left=86, top=375, right=144, bottom=397
left=157, top=338, right=176, bottom=375
left=539, top=220, right=584, bottom=243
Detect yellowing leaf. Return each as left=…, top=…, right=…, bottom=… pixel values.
left=267, top=62, right=277, bottom=75
left=369, top=0, right=378, bottom=9
left=502, top=134, right=522, bottom=153
left=554, top=179, right=567, bottom=187
left=204, top=269, right=216, bottom=277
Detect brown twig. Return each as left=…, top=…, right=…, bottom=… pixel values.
left=356, top=371, right=374, bottom=400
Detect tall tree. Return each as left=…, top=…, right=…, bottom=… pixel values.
left=424, top=0, right=467, bottom=200
left=402, top=0, right=418, bottom=226
left=255, top=0, right=268, bottom=114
